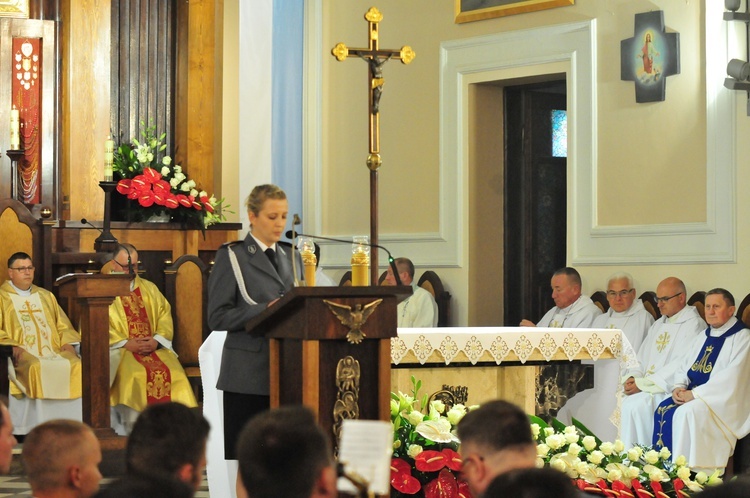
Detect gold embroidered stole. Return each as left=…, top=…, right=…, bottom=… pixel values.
left=121, top=288, right=172, bottom=404
left=8, top=292, right=71, bottom=397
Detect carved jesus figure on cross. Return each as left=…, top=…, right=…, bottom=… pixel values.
left=331, top=7, right=415, bottom=283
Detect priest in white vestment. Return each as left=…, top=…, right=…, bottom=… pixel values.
left=520, top=267, right=601, bottom=328
left=384, top=257, right=438, bottom=328
left=620, top=277, right=705, bottom=448
left=651, top=289, right=750, bottom=472
left=558, top=273, right=653, bottom=441
left=0, top=252, right=82, bottom=433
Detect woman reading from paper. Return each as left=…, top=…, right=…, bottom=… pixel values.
left=207, top=184, right=300, bottom=459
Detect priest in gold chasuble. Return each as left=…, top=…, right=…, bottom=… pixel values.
left=0, top=252, right=81, bottom=400
left=108, top=245, right=196, bottom=434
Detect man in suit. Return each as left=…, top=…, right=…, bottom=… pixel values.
left=207, top=184, right=301, bottom=459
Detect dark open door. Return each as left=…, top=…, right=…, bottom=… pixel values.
left=503, top=81, right=567, bottom=325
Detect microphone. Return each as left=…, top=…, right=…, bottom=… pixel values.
left=284, top=230, right=403, bottom=286
left=121, top=244, right=134, bottom=276
left=80, top=218, right=102, bottom=233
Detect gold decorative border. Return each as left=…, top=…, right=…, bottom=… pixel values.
left=0, top=0, right=28, bottom=19
left=455, top=0, right=574, bottom=24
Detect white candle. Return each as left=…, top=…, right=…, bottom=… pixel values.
left=104, top=136, right=114, bottom=181
left=10, top=106, right=19, bottom=149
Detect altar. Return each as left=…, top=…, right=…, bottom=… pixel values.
left=391, top=327, right=626, bottom=416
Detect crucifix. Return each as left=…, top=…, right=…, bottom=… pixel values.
left=331, top=7, right=415, bottom=284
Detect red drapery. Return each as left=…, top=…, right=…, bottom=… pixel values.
left=12, top=37, right=41, bottom=204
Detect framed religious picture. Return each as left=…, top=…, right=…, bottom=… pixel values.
left=620, top=11, right=680, bottom=103
left=455, top=0, right=574, bottom=24
left=0, top=0, right=28, bottom=18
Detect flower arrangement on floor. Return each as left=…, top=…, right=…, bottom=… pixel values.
left=390, top=377, right=474, bottom=498
left=112, top=123, right=229, bottom=228
left=531, top=416, right=720, bottom=497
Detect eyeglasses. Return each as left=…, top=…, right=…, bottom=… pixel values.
left=9, top=266, right=34, bottom=272
left=606, top=289, right=634, bottom=299
left=655, top=292, right=682, bottom=303
left=112, top=260, right=130, bottom=269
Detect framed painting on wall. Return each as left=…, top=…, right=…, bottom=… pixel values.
left=0, top=0, right=28, bottom=18
left=455, top=0, right=574, bottom=24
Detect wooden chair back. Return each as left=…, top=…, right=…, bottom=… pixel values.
left=590, top=291, right=609, bottom=314
left=736, top=293, right=750, bottom=325
left=417, top=271, right=451, bottom=327
left=639, top=291, right=661, bottom=320
left=338, top=270, right=352, bottom=286
left=687, top=291, right=706, bottom=321
left=164, top=255, right=210, bottom=402
left=0, top=199, right=51, bottom=289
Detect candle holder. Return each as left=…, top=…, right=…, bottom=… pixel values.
left=95, top=181, right=119, bottom=253
left=6, top=148, right=24, bottom=202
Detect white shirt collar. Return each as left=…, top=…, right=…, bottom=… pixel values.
left=250, top=233, right=276, bottom=253
left=8, top=281, right=31, bottom=296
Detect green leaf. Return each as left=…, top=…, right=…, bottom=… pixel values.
left=528, top=414, right=550, bottom=429
left=550, top=417, right=567, bottom=433
left=572, top=417, right=602, bottom=446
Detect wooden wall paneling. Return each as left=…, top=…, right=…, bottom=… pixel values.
left=111, top=0, right=174, bottom=147
left=63, top=0, right=110, bottom=222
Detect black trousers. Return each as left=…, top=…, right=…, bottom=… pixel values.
left=223, top=391, right=270, bottom=459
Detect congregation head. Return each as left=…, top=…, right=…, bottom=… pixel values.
left=606, top=272, right=636, bottom=312
left=236, top=405, right=336, bottom=498
left=483, top=467, right=580, bottom=498
left=126, top=402, right=210, bottom=491
left=550, top=267, right=582, bottom=309
left=456, top=400, right=536, bottom=496
left=22, top=419, right=102, bottom=498
left=0, top=400, right=16, bottom=475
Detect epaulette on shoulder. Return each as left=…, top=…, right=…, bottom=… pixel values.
left=220, top=240, right=243, bottom=249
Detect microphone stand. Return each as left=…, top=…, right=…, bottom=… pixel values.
left=289, top=214, right=302, bottom=287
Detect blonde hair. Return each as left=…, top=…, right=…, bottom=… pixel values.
left=245, top=184, right=287, bottom=217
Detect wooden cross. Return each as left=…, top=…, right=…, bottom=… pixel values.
left=331, top=7, right=415, bottom=283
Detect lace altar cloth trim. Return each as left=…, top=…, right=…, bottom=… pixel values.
left=391, top=328, right=635, bottom=367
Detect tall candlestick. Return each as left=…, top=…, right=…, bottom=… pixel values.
left=104, top=135, right=114, bottom=181
left=10, top=106, right=19, bottom=150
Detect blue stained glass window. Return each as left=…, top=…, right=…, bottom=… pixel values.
left=551, top=109, right=567, bottom=158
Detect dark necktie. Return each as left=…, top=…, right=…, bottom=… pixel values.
left=265, top=248, right=278, bottom=272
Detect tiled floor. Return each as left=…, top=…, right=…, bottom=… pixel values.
left=0, top=450, right=211, bottom=497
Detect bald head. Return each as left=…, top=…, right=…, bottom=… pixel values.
left=656, top=277, right=687, bottom=318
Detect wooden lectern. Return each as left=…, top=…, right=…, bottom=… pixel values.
left=245, top=286, right=411, bottom=445
left=56, top=273, right=132, bottom=452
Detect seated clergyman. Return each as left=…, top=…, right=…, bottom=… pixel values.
left=0, top=252, right=81, bottom=402
left=383, top=257, right=438, bottom=328
left=619, top=277, right=705, bottom=448
left=651, top=288, right=750, bottom=472
left=519, top=267, right=601, bottom=328
left=108, top=244, right=197, bottom=434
